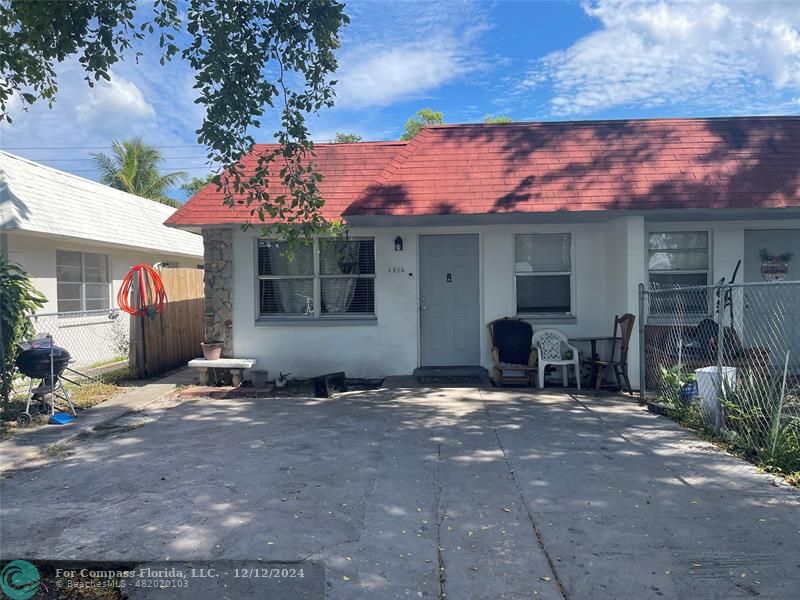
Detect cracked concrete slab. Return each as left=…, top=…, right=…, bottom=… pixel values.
left=1, top=387, right=798, bottom=599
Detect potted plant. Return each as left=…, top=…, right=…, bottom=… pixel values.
left=201, top=341, right=224, bottom=360
left=275, top=371, right=291, bottom=388
left=679, top=372, right=698, bottom=404
left=658, top=364, right=697, bottom=406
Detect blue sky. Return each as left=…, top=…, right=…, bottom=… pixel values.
left=2, top=0, right=799, bottom=200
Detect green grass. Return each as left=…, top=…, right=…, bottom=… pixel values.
left=85, top=355, right=127, bottom=369
left=69, top=381, right=121, bottom=409
left=101, top=366, right=132, bottom=385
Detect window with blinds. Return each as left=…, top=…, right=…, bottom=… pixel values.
left=514, top=233, right=573, bottom=316
left=319, top=239, right=375, bottom=315
left=648, top=231, right=710, bottom=314
left=258, top=242, right=315, bottom=316
left=56, top=250, right=110, bottom=313
left=257, top=238, right=375, bottom=319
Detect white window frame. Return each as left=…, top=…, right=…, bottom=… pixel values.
left=647, top=229, right=712, bottom=317
left=256, top=237, right=376, bottom=320
left=514, top=233, right=575, bottom=318
left=56, top=250, right=111, bottom=313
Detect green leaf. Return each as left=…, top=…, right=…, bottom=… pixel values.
left=1, top=0, right=348, bottom=245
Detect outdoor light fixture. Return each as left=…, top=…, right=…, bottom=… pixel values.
left=394, top=236, right=404, bottom=252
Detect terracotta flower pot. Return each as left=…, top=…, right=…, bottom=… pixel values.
left=201, top=341, right=223, bottom=360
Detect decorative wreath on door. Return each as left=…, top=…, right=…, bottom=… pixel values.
left=759, top=248, right=793, bottom=282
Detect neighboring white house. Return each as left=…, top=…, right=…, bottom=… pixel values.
left=0, top=151, right=204, bottom=366
left=166, top=117, right=800, bottom=386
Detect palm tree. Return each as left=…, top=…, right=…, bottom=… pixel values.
left=91, top=138, right=187, bottom=207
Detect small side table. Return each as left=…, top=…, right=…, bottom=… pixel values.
left=569, top=336, right=620, bottom=388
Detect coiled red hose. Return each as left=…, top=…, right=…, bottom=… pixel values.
left=117, top=264, right=167, bottom=317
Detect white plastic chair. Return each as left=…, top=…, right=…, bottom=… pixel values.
left=532, top=329, right=581, bottom=390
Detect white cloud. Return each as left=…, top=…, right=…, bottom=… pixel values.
left=523, top=0, right=800, bottom=116
left=335, top=42, right=468, bottom=108
left=75, top=75, right=156, bottom=133
left=1, top=57, right=198, bottom=147
left=0, top=54, right=209, bottom=182
left=331, top=0, right=491, bottom=109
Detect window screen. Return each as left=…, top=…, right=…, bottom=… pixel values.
left=515, top=234, right=572, bottom=315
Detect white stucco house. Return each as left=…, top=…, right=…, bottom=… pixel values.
left=0, top=151, right=204, bottom=365
left=166, top=117, right=800, bottom=387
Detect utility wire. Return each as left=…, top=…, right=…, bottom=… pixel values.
left=1, top=144, right=202, bottom=150
left=20, top=156, right=211, bottom=162
left=55, top=166, right=217, bottom=173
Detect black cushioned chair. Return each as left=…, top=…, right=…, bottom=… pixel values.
left=487, top=317, right=536, bottom=387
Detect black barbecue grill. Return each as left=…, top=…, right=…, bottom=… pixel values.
left=16, top=343, right=72, bottom=379
left=15, top=336, right=77, bottom=425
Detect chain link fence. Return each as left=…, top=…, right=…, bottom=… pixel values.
left=3, top=309, right=131, bottom=430
left=640, top=280, right=800, bottom=474
left=26, top=309, right=130, bottom=382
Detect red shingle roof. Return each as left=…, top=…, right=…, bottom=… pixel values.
left=165, top=141, right=406, bottom=226
left=166, top=117, right=800, bottom=226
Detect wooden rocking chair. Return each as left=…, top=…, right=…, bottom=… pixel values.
left=590, top=313, right=636, bottom=395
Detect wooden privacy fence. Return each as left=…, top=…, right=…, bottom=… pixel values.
left=129, top=268, right=204, bottom=378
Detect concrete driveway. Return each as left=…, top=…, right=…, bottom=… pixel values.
left=1, top=387, right=798, bottom=599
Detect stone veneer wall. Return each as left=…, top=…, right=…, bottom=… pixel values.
left=202, top=228, right=233, bottom=357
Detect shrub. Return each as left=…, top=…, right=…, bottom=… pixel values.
left=722, top=371, right=800, bottom=475
left=0, top=257, right=46, bottom=405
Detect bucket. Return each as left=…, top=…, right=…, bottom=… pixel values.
left=695, top=366, right=736, bottom=429
left=250, top=369, right=269, bottom=388
left=679, top=382, right=697, bottom=404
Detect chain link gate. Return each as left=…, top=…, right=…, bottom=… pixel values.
left=639, top=280, right=800, bottom=473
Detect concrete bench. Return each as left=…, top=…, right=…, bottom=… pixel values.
left=188, top=358, right=256, bottom=386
